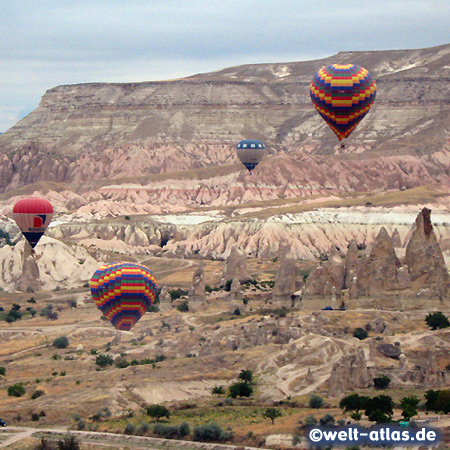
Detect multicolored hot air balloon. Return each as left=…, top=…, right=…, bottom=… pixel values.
left=310, top=64, right=376, bottom=142
left=236, top=139, right=265, bottom=173
left=90, top=262, right=158, bottom=331
left=13, top=198, right=54, bottom=248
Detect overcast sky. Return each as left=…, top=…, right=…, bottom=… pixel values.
left=1, top=0, right=449, bottom=131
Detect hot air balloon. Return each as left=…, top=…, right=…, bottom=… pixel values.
left=13, top=198, right=54, bottom=249
left=90, top=262, right=158, bottom=331
left=236, top=139, right=265, bottom=173
left=310, top=64, right=376, bottom=145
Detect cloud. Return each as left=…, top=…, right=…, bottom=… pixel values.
left=0, top=0, right=449, bottom=131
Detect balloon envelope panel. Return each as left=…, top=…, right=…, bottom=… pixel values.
left=13, top=198, right=54, bottom=248
left=90, top=262, right=158, bottom=331
left=310, top=64, right=376, bottom=141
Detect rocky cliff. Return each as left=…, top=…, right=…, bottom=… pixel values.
left=0, top=44, right=449, bottom=200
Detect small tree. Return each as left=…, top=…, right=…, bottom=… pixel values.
left=373, top=375, right=391, bottom=390
left=400, top=395, right=420, bottom=420
left=146, top=404, right=170, bottom=422
left=263, top=407, right=282, bottom=424
left=53, top=336, right=69, bottom=349
left=436, top=390, right=450, bottom=414
left=228, top=382, right=253, bottom=398
left=365, top=395, right=394, bottom=423
left=309, top=394, right=324, bottom=409
left=238, top=369, right=253, bottom=384
left=425, top=389, right=440, bottom=412
left=425, top=312, right=450, bottom=330
left=339, top=393, right=369, bottom=416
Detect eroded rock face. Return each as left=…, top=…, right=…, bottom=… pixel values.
left=304, top=247, right=345, bottom=299
left=405, top=207, right=450, bottom=299
left=188, top=262, right=206, bottom=300
left=17, top=241, right=41, bottom=292
left=302, top=209, right=449, bottom=301
left=329, top=347, right=371, bottom=394
left=222, top=246, right=250, bottom=283
left=159, top=286, right=172, bottom=311
left=351, top=228, right=401, bottom=297
left=376, top=343, right=402, bottom=359
left=272, top=258, right=300, bottom=303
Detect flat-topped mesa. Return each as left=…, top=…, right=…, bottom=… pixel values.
left=405, top=207, right=450, bottom=299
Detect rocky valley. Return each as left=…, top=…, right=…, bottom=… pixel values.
left=0, top=44, right=449, bottom=449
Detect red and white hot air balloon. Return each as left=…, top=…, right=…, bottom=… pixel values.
left=13, top=198, right=54, bottom=248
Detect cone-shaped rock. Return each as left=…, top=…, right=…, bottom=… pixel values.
left=17, top=241, right=41, bottom=292
left=405, top=208, right=450, bottom=299
left=222, top=246, right=251, bottom=283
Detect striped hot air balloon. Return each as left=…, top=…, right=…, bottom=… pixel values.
left=90, top=262, right=158, bottom=331
left=236, top=139, right=265, bottom=173
left=310, top=64, right=376, bottom=142
left=13, top=197, right=54, bottom=248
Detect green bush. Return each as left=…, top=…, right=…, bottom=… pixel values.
left=53, top=336, right=69, bottom=349
left=31, top=390, right=45, bottom=400
left=425, top=312, right=450, bottom=330
left=0, top=366, right=5, bottom=376
left=153, top=422, right=190, bottom=439
left=193, top=422, right=232, bottom=442
left=309, top=394, right=324, bottom=408
left=124, top=423, right=136, bottom=435
left=228, top=382, right=253, bottom=398
left=319, top=414, right=335, bottom=426
left=8, top=383, right=26, bottom=397
left=373, top=375, right=391, bottom=389
left=177, top=301, right=189, bottom=312
left=353, top=327, right=368, bottom=340
left=95, top=354, right=114, bottom=367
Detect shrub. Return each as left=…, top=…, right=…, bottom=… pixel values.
left=8, top=383, right=26, bottom=397
left=136, top=421, right=150, bottom=435
left=425, top=312, right=450, bottom=330
left=146, top=404, right=170, bottom=421
left=169, top=289, right=188, bottom=300
left=212, top=385, right=225, bottom=396
left=0, top=366, right=5, bottom=376
left=124, top=423, right=136, bottom=435
left=53, top=336, right=69, bottom=349
left=319, top=414, right=336, bottom=426
left=153, top=423, right=189, bottom=439
left=176, top=301, right=189, bottom=312
left=304, top=414, right=318, bottom=426
left=193, top=422, right=232, bottom=442
left=309, top=394, right=324, bottom=409
left=57, top=435, right=81, bottom=450
left=31, top=412, right=41, bottom=421
left=95, top=354, right=114, bottom=367
left=353, top=327, right=368, bottom=340
left=31, top=390, right=45, bottom=399
left=373, top=375, right=391, bottom=390
left=228, top=382, right=253, bottom=398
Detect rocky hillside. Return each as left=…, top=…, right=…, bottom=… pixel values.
left=0, top=44, right=449, bottom=198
